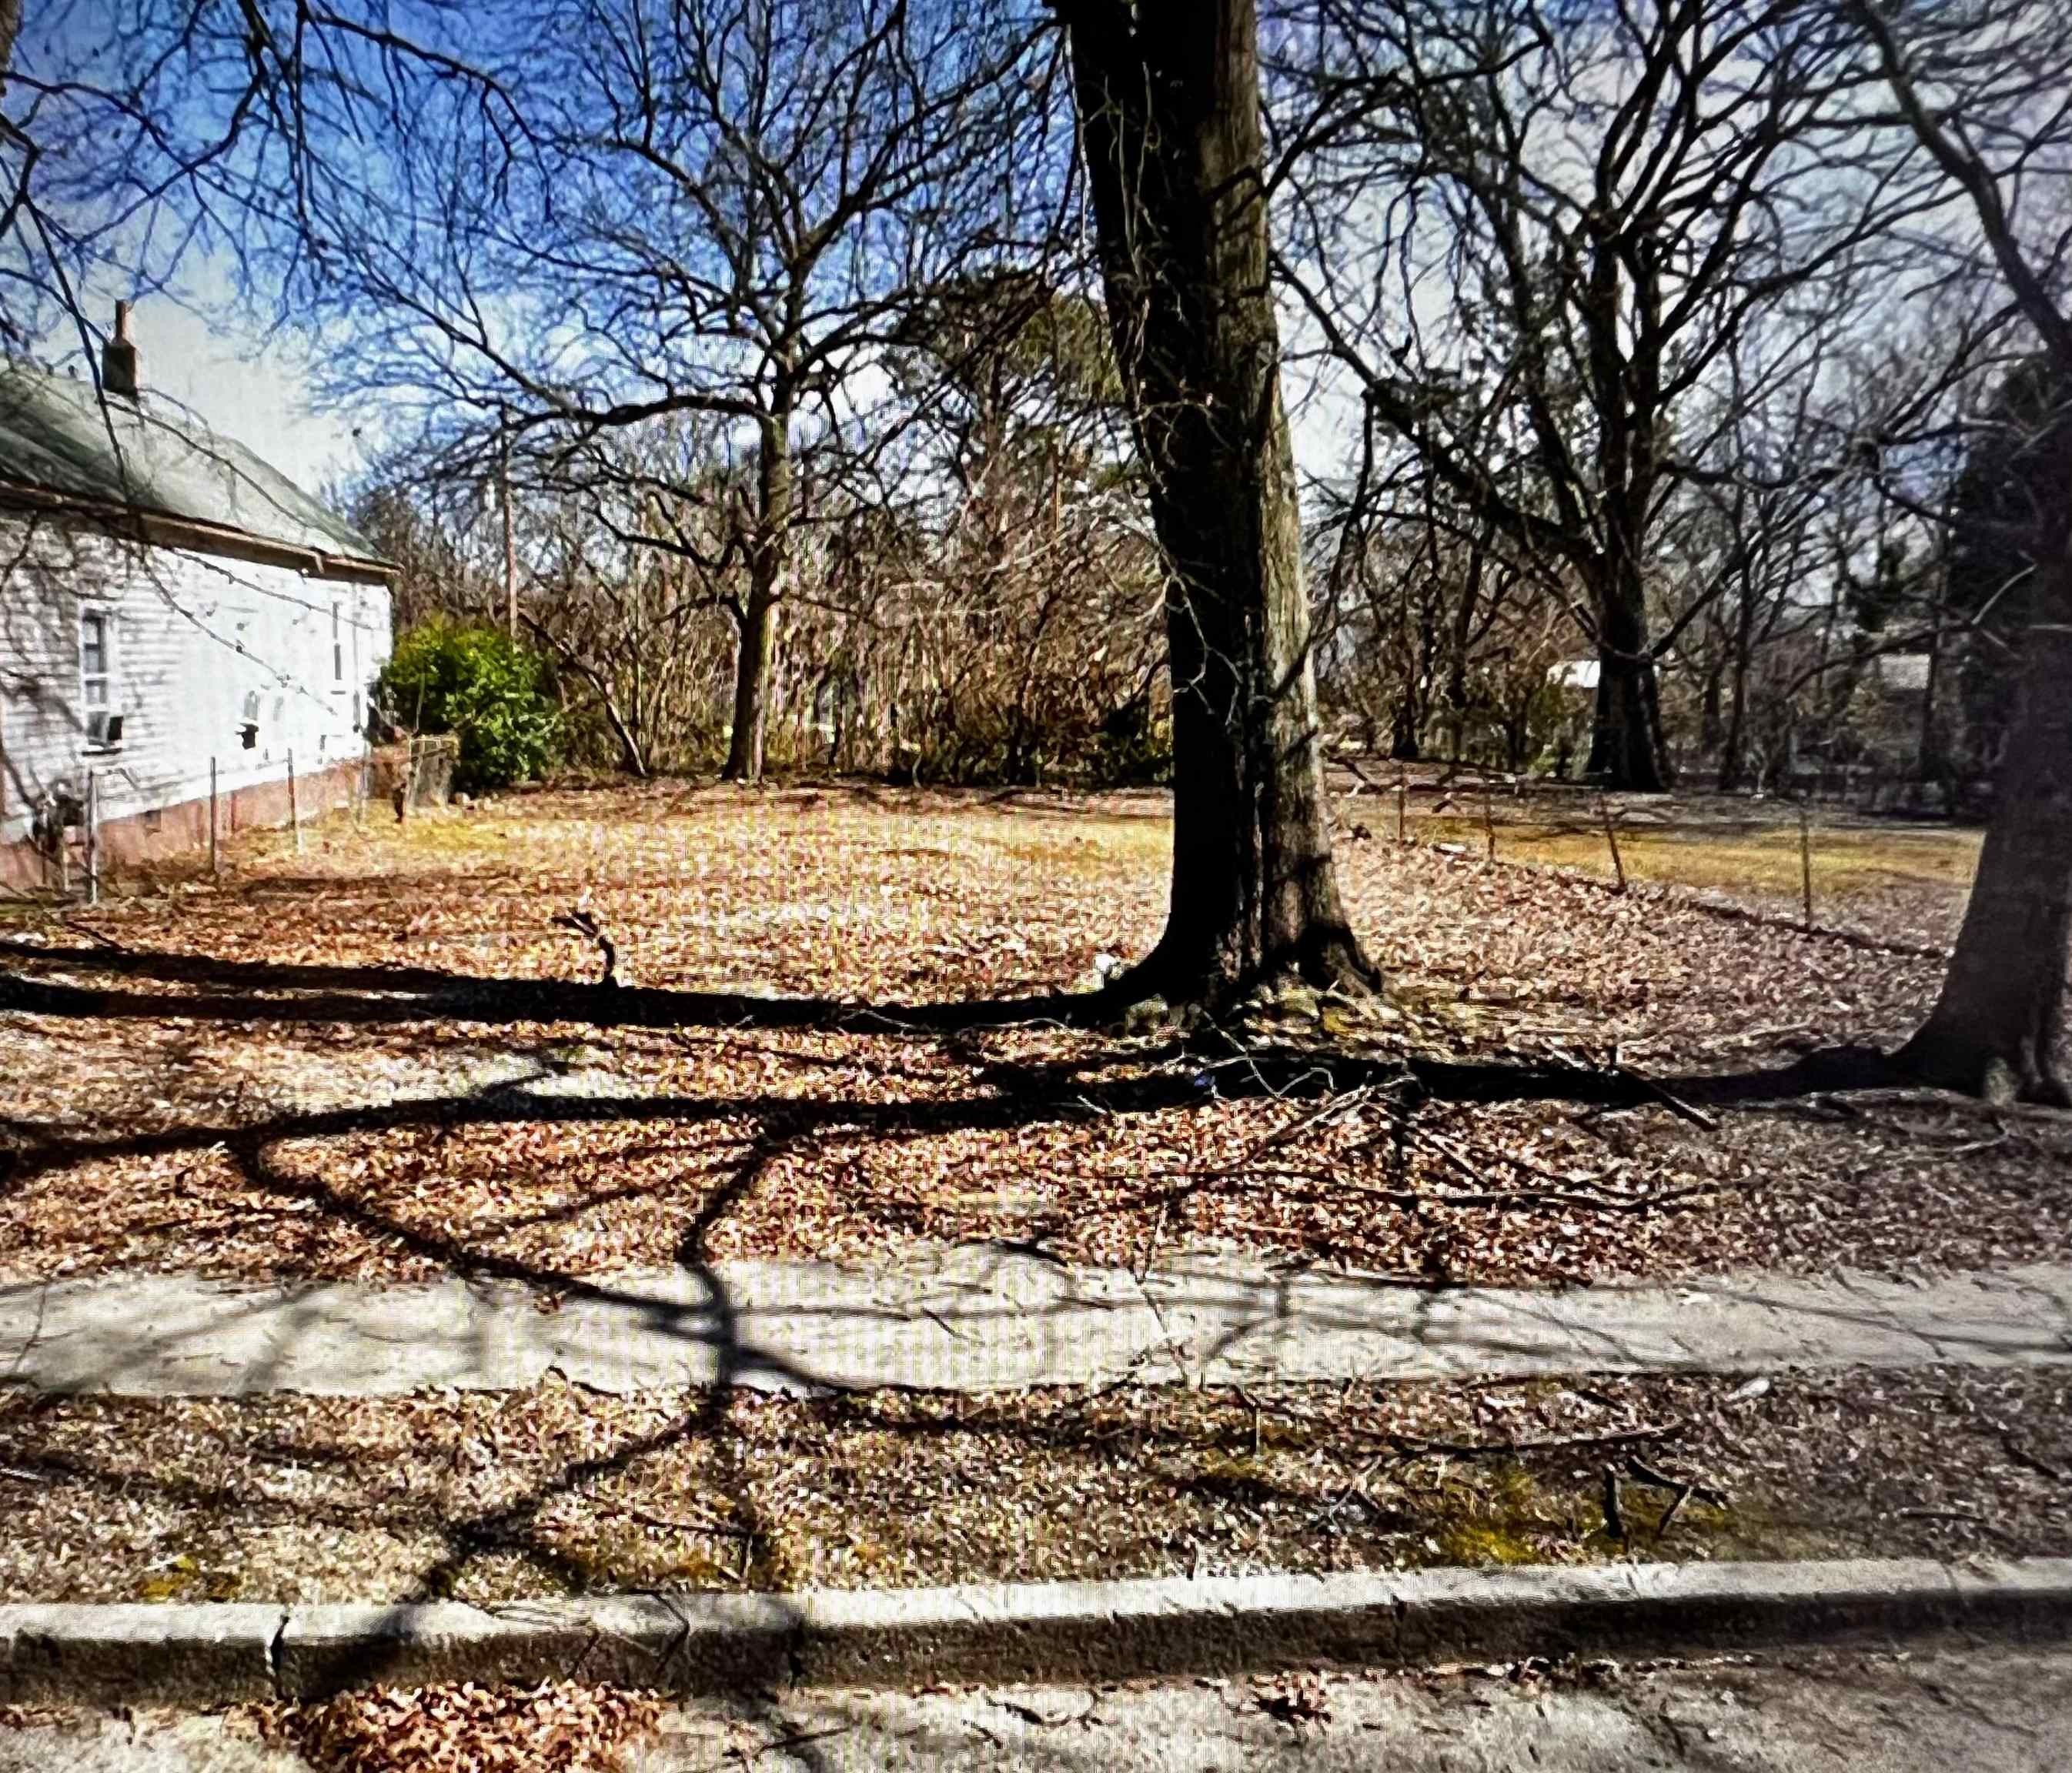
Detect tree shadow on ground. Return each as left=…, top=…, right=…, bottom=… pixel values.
left=0, top=934, right=1907, bottom=1107
left=0, top=933, right=2028, bottom=1723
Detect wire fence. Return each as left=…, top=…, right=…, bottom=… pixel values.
left=25, top=735, right=460, bottom=903
left=1333, top=756, right=1977, bottom=955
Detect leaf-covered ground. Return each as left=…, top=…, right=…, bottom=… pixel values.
left=0, top=1367, right=2064, bottom=1604
left=2, top=780, right=2066, bottom=1288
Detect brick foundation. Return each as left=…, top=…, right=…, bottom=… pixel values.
left=2, top=757, right=365, bottom=891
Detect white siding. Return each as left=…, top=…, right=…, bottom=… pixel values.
left=0, top=512, right=393, bottom=840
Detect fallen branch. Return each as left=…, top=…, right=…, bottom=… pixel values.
left=1992, top=1428, right=2067, bottom=1484
left=1612, top=1064, right=1719, bottom=1131
left=1397, top=1124, right=1713, bottom=1214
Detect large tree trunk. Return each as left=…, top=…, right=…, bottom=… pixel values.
left=1586, top=556, right=1671, bottom=792
left=1059, top=0, right=1373, bottom=1010
left=723, top=408, right=792, bottom=783
left=1897, top=550, right=2072, bottom=1106
left=723, top=593, right=779, bottom=781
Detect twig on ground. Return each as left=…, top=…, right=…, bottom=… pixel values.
left=1380, top=1419, right=1689, bottom=1461
left=1653, top=1482, right=1693, bottom=1542
left=1247, top=1081, right=1379, bottom=1159
left=1624, top=1454, right=1728, bottom=1508
left=1991, top=1428, right=2067, bottom=1484
left=1612, top=1064, right=1719, bottom=1131
left=553, top=910, right=618, bottom=988
left=601, top=1501, right=753, bottom=1541
left=1132, top=1195, right=1170, bottom=1284
left=56, top=920, right=137, bottom=953
left=1385, top=1126, right=1713, bottom=1215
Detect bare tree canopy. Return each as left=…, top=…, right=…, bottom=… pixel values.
left=1270, top=0, right=1952, bottom=790
left=1846, top=0, right=2072, bottom=1103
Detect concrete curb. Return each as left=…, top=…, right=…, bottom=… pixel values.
left=2, top=1558, right=2068, bottom=1707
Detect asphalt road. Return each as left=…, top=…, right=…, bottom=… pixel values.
left=3, top=1645, right=2064, bottom=1771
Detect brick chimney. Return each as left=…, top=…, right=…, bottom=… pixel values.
left=102, top=301, right=139, bottom=399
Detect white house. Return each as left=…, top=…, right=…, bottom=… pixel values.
left=0, top=307, right=393, bottom=886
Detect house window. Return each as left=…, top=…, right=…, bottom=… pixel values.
left=80, top=608, right=123, bottom=750
left=81, top=609, right=110, bottom=703
left=332, top=602, right=345, bottom=685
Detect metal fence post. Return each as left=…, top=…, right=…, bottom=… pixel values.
left=209, top=756, right=220, bottom=876
left=1799, top=804, right=1815, bottom=931
left=288, top=748, right=302, bottom=853
left=1599, top=793, right=1626, bottom=893
left=84, top=770, right=99, bottom=906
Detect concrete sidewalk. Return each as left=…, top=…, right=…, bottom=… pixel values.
left=2, top=1249, right=2066, bottom=1397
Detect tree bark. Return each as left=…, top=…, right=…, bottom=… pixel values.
left=1585, top=556, right=1670, bottom=792
left=1717, top=579, right=1755, bottom=793
left=724, top=592, right=780, bottom=781
left=1058, top=0, right=1373, bottom=1010
left=1897, top=560, right=2072, bottom=1105
left=723, top=408, right=792, bottom=783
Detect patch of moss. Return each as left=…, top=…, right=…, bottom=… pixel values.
left=1416, top=1460, right=1580, bottom=1568
left=135, top=1555, right=242, bottom=1602
left=1434, top=1520, right=1542, bottom=1566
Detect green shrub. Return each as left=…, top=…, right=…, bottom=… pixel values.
left=377, top=620, right=560, bottom=793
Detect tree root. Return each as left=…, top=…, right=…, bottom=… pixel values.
left=1893, top=1030, right=2072, bottom=1108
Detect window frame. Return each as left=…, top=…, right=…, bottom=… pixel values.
left=79, top=603, right=122, bottom=750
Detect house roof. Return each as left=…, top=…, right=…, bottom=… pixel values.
left=0, top=360, right=390, bottom=578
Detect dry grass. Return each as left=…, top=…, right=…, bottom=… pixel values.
left=1415, top=814, right=1978, bottom=913
left=0, top=1367, right=2064, bottom=1606
left=1, top=781, right=2065, bottom=1292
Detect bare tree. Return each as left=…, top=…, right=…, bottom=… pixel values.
left=1849, top=0, right=2072, bottom=1104
left=1307, top=364, right=1582, bottom=772
left=1054, top=0, right=1374, bottom=1009
left=1272, top=0, right=1947, bottom=791
left=262, top=0, right=1062, bottom=782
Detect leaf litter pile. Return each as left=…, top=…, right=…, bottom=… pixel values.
left=1, top=782, right=2063, bottom=1291
left=0, top=1367, right=2064, bottom=1605
left=262, top=1681, right=659, bottom=1773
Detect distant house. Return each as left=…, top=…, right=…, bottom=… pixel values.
left=0, top=306, right=394, bottom=886
left=1871, top=652, right=1934, bottom=694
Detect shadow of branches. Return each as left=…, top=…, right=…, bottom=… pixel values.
left=0, top=933, right=2007, bottom=1720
